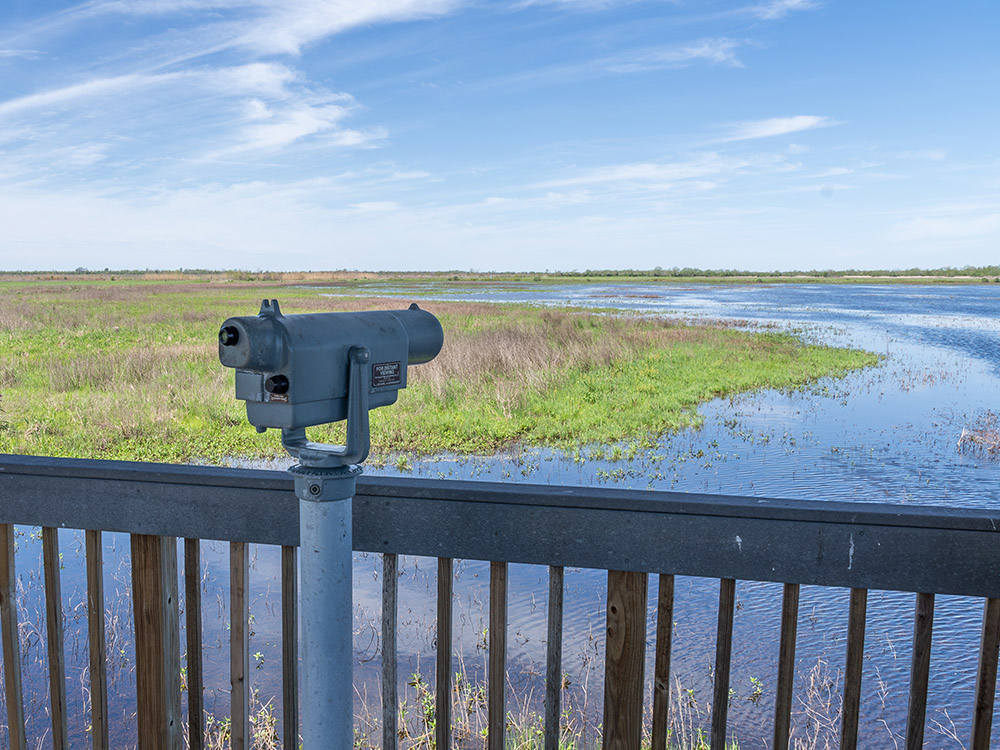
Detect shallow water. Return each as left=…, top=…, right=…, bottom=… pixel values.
left=344, top=282, right=1000, bottom=508
left=6, top=283, right=1000, bottom=748
left=352, top=283, right=1000, bottom=748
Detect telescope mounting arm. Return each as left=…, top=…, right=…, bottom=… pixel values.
left=281, top=346, right=371, bottom=468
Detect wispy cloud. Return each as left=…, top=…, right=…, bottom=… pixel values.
left=516, top=0, right=817, bottom=21
left=245, top=1, right=461, bottom=55
left=0, top=72, right=185, bottom=118
left=62, top=0, right=462, bottom=57
left=350, top=200, right=401, bottom=213
left=0, top=0, right=471, bottom=188
left=540, top=155, right=741, bottom=188
left=900, top=149, right=947, bottom=162
left=0, top=60, right=382, bottom=182
left=607, top=37, right=744, bottom=73
left=208, top=63, right=301, bottom=98
left=228, top=101, right=353, bottom=151
left=513, top=0, right=647, bottom=8
left=0, top=49, right=44, bottom=59
left=209, top=96, right=385, bottom=156
left=747, top=0, right=818, bottom=20
left=536, top=151, right=796, bottom=192
left=47, top=143, right=112, bottom=167
left=718, top=115, right=838, bottom=142
left=891, top=205, right=1000, bottom=243
left=83, top=0, right=251, bottom=11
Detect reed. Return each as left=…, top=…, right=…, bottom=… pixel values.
left=957, top=411, right=1000, bottom=456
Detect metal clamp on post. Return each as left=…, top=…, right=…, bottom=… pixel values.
left=286, top=345, right=370, bottom=504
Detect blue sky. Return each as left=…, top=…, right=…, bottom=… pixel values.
left=0, top=0, right=997, bottom=272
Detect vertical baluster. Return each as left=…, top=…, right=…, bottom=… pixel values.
left=131, top=534, right=182, bottom=750
left=651, top=574, right=675, bottom=750
left=86, top=530, right=109, bottom=750
left=230, top=542, right=250, bottom=750
left=489, top=561, right=508, bottom=750
left=42, top=528, right=69, bottom=750
left=773, top=583, right=800, bottom=750
left=283, top=546, right=299, bottom=750
left=840, top=588, right=868, bottom=750
left=710, top=578, right=736, bottom=750
left=970, top=597, right=1000, bottom=750
left=603, top=570, right=648, bottom=750
left=545, top=565, right=564, bottom=750
left=0, top=524, right=26, bottom=750
left=184, top=539, right=204, bottom=750
left=381, top=553, right=397, bottom=750
left=905, top=592, right=934, bottom=750
left=437, top=558, right=453, bottom=750
left=164, top=538, right=181, bottom=750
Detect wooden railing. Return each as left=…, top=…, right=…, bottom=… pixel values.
left=1, top=453, right=999, bottom=749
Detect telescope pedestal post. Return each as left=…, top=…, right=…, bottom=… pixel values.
left=291, top=463, right=362, bottom=750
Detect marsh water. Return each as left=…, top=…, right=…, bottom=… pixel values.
left=6, top=284, right=1000, bottom=748
left=341, top=283, right=1000, bottom=749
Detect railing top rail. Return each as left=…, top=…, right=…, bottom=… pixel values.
left=2, top=453, right=999, bottom=597
left=2, top=452, right=998, bottom=531
left=1, top=452, right=291, bottom=490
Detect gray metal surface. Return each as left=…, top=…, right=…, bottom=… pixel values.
left=2, top=453, right=999, bottom=597
left=299, top=494, right=354, bottom=750
left=219, top=300, right=443, bottom=431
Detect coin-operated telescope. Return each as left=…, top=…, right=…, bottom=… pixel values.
left=218, top=299, right=443, bottom=749
left=219, top=298, right=443, bottom=466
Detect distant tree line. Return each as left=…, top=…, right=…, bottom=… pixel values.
left=4, top=266, right=999, bottom=279
left=544, top=266, right=1000, bottom=278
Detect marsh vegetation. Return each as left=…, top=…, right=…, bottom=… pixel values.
left=0, top=278, right=876, bottom=463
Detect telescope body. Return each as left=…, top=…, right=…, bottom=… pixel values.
left=219, top=300, right=443, bottom=431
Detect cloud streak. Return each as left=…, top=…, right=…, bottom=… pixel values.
left=0, top=49, right=43, bottom=59
left=0, top=72, right=185, bottom=118
left=55, top=0, right=462, bottom=58
left=607, top=37, right=745, bottom=73
left=208, top=95, right=386, bottom=156
left=718, top=115, right=838, bottom=142
left=891, top=207, right=1000, bottom=243
left=747, top=0, right=818, bottom=20
left=0, top=2, right=468, bottom=190
left=237, top=0, right=462, bottom=56
left=535, top=152, right=799, bottom=196
left=0, top=60, right=385, bottom=186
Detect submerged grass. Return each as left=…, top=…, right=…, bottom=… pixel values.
left=0, top=279, right=878, bottom=463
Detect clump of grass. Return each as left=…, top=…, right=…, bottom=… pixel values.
left=350, top=667, right=743, bottom=750
left=958, top=411, right=1000, bottom=456
left=189, top=698, right=281, bottom=750
left=0, top=280, right=878, bottom=463
left=792, top=659, right=841, bottom=750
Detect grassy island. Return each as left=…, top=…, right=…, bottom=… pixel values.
left=0, top=277, right=879, bottom=463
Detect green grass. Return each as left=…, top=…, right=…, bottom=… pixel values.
left=0, top=278, right=879, bottom=464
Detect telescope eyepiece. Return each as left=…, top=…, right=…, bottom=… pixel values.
left=264, top=375, right=290, bottom=395
left=219, top=326, right=240, bottom=346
